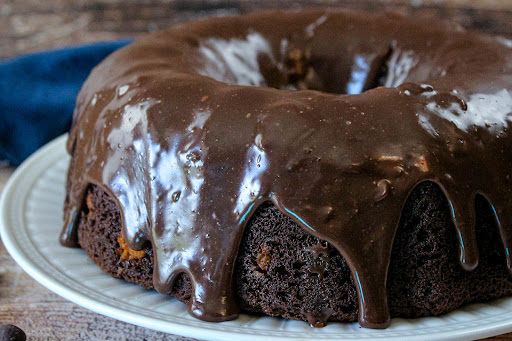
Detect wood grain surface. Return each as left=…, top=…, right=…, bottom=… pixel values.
left=2, top=0, right=512, bottom=340
left=2, top=0, right=512, bottom=60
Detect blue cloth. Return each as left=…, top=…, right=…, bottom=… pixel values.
left=0, top=39, right=133, bottom=165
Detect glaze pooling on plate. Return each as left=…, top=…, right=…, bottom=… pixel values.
left=60, top=9, right=512, bottom=328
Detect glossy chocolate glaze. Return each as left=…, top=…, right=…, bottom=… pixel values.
left=60, top=9, right=512, bottom=328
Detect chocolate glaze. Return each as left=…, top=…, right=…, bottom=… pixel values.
left=60, top=9, right=512, bottom=328
left=304, top=305, right=335, bottom=328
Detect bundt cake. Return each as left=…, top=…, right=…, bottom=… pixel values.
left=60, top=9, right=512, bottom=329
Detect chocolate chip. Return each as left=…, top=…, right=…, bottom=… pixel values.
left=0, top=325, right=26, bottom=341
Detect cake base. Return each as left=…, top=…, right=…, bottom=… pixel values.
left=76, top=182, right=512, bottom=326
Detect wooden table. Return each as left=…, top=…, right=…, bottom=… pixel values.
left=1, top=0, right=512, bottom=339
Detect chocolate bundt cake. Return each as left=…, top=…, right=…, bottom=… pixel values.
left=61, top=9, right=512, bottom=329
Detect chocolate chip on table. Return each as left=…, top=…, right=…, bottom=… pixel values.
left=0, top=324, right=26, bottom=341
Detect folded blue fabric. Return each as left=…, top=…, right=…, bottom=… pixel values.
left=0, top=39, right=133, bottom=166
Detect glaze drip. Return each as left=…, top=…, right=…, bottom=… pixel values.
left=61, top=10, right=512, bottom=328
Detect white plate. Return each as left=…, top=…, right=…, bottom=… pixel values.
left=2, top=134, right=512, bottom=341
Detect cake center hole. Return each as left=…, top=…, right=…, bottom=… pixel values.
left=261, top=46, right=393, bottom=94
left=196, top=33, right=400, bottom=95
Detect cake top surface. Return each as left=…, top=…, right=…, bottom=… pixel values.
left=61, top=9, right=512, bottom=328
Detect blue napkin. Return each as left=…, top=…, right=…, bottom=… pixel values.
left=0, top=39, right=133, bottom=166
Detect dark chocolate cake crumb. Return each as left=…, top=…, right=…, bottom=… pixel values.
left=0, top=325, right=26, bottom=341
left=76, top=181, right=512, bottom=324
